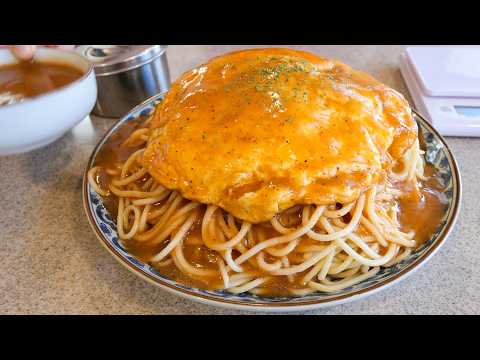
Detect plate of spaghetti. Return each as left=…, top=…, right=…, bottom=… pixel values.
left=84, top=49, right=461, bottom=311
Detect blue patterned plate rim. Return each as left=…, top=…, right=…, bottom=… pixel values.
left=82, top=92, right=462, bottom=311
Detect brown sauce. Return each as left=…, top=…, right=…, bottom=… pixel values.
left=0, top=61, right=83, bottom=106
left=397, top=166, right=448, bottom=245
left=93, top=121, right=448, bottom=296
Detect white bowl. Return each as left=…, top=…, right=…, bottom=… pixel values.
left=0, top=48, right=97, bottom=155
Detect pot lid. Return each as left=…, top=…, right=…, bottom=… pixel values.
left=75, top=45, right=167, bottom=76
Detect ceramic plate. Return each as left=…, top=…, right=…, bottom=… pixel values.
left=83, top=93, right=462, bottom=312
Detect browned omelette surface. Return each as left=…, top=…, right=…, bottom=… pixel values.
left=143, top=48, right=417, bottom=223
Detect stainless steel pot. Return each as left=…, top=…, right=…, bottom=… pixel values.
left=76, top=45, right=171, bottom=118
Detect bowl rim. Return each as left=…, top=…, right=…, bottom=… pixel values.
left=0, top=47, right=94, bottom=110
left=82, top=93, right=462, bottom=311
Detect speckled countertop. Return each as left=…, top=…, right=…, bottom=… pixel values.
left=1, top=45, right=478, bottom=314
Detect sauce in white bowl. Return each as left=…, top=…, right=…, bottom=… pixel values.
left=0, top=48, right=97, bottom=155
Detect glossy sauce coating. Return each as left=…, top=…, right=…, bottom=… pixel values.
left=397, top=166, right=448, bottom=242
left=143, top=48, right=417, bottom=223
left=0, top=61, right=83, bottom=106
